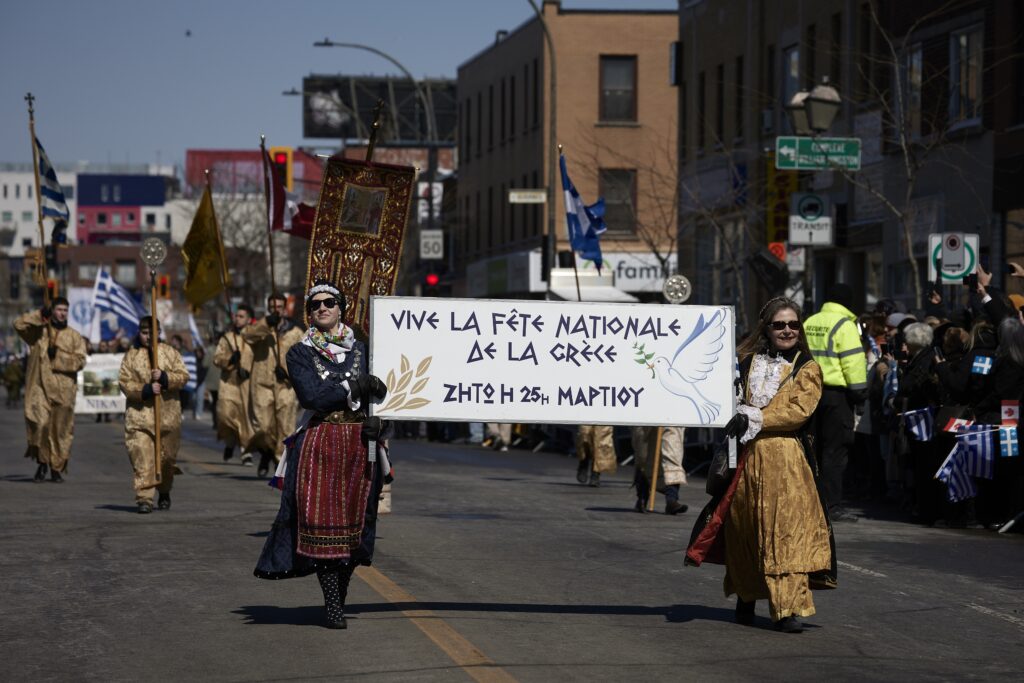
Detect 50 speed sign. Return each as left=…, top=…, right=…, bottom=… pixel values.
left=420, top=229, right=444, bottom=260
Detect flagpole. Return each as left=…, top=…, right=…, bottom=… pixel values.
left=149, top=268, right=163, bottom=488
left=365, top=99, right=384, bottom=163
left=205, top=169, right=233, bottom=330
left=259, top=135, right=278, bottom=298
left=558, top=145, right=583, bottom=303
left=25, top=93, right=48, bottom=291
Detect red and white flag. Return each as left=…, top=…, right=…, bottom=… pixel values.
left=943, top=417, right=975, bottom=433
left=261, top=148, right=315, bottom=239
left=1002, top=400, right=1020, bottom=426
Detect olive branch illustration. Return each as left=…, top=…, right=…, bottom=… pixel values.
left=381, top=354, right=432, bottom=411
left=632, top=341, right=655, bottom=379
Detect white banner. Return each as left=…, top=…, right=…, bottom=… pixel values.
left=75, top=353, right=126, bottom=414
left=369, top=297, right=736, bottom=427
left=67, top=286, right=94, bottom=338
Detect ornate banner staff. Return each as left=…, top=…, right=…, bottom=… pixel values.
left=141, top=237, right=168, bottom=487
left=259, top=135, right=283, bottom=448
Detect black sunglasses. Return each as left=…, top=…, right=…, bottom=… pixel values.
left=307, top=297, right=339, bottom=311
left=769, top=320, right=802, bottom=331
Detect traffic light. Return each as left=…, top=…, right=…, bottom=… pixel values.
left=158, top=274, right=171, bottom=299
left=268, top=146, right=293, bottom=192
left=46, top=278, right=59, bottom=302
left=423, top=272, right=440, bottom=296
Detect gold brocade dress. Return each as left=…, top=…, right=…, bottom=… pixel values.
left=724, top=354, right=830, bottom=621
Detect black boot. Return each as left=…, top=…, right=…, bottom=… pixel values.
left=157, top=492, right=171, bottom=510
left=50, top=468, right=64, bottom=483
left=33, top=463, right=48, bottom=482
left=735, top=598, right=755, bottom=625
left=576, top=457, right=592, bottom=484
left=317, top=564, right=356, bottom=629
left=634, top=471, right=649, bottom=513
left=222, top=446, right=233, bottom=462
left=588, top=472, right=601, bottom=487
left=257, top=450, right=272, bottom=478
left=664, top=485, right=687, bottom=515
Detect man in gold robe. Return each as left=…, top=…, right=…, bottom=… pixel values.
left=14, top=298, right=87, bottom=482
left=575, top=424, right=616, bottom=487
left=118, top=317, right=190, bottom=513
left=242, top=293, right=303, bottom=477
left=631, top=426, right=688, bottom=515
left=214, top=305, right=255, bottom=464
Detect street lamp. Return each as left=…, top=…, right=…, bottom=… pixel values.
left=312, top=38, right=436, bottom=143
left=786, top=76, right=841, bottom=135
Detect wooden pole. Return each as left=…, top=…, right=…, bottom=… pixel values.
left=365, top=99, right=384, bottom=163
left=259, top=135, right=278, bottom=298
left=149, top=270, right=163, bottom=487
left=646, top=427, right=664, bottom=512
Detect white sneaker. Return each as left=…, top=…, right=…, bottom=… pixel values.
left=241, top=453, right=254, bottom=466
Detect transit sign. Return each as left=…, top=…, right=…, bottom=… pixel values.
left=775, top=136, right=862, bottom=171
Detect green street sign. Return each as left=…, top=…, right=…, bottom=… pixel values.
left=775, top=136, right=862, bottom=171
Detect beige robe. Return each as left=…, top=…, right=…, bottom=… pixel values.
left=213, top=330, right=254, bottom=449
left=14, top=311, right=87, bottom=472
left=119, top=343, right=189, bottom=502
left=632, top=426, right=687, bottom=486
left=242, top=319, right=303, bottom=457
left=576, top=424, right=616, bottom=474
left=724, top=359, right=830, bottom=621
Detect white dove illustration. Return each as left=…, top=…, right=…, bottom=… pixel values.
left=651, top=308, right=727, bottom=424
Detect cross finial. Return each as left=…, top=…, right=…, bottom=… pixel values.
left=24, top=92, right=35, bottom=116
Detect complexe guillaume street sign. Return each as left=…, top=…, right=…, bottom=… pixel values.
left=775, top=136, right=862, bottom=171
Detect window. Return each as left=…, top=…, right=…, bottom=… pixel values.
left=112, top=213, right=122, bottom=227
left=488, top=85, right=494, bottom=150
left=486, top=187, right=493, bottom=246
left=476, top=92, right=482, bottom=158
left=901, top=44, right=923, bottom=138
left=533, top=59, right=540, bottom=127
left=62, top=184, right=74, bottom=200
left=127, top=212, right=135, bottom=223
left=600, top=55, right=637, bottom=121
left=22, top=237, right=32, bottom=247
left=27, top=185, right=32, bottom=199
left=698, top=71, right=706, bottom=152
left=22, top=211, right=32, bottom=222
left=146, top=212, right=156, bottom=227
left=115, top=261, right=136, bottom=287
left=831, top=12, right=842, bottom=85
left=735, top=55, right=745, bottom=139
left=2, top=184, right=6, bottom=199
left=474, top=191, right=481, bottom=252
left=1016, top=1, right=1024, bottom=124
left=598, top=169, right=636, bottom=233
left=531, top=170, right=540, bottom=235
left=715, top=63, right=725, bottom=144
left=464, top=99, right=472, bottom=162
left=101, top=184, right=109, bottom=202
left=950, top=26, right=983, bottom=124
left=509, top=75, right=516, bottom=140
left=97, top=212, right=107, bottom=225
left=805, top=24, right=817, bottom=88
left=79, top=264, right=99, bottom=281
left=783, top=45, right=800, bottom=105
left=165, top=214, right=171, bottom=229
left=1, top=211, right=12, bottom=222
left=79, top=213, right=86, bottom=225
left=765, top=44, right=776, bottom=103
left=15, top=185, right=20, bottom=199
left=859, top=3, right=873, bottom=100
left=500, top=78, right=506, bottom=145
left=523, top=64, right=530, bottom=134
left=113, top=185, right=121, bottom=202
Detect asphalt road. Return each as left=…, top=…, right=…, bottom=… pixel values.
left=1, top=407, right=1023, bottom=682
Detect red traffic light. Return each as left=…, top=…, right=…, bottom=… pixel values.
left=274, top=152, right=288, bottom=165
left=425, top=273, right=440, bottom=287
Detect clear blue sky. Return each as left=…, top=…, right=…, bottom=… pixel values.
left=1, top=0, right=676, bottom=168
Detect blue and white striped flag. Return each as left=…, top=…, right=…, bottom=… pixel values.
left=903, top=407, right=934, bottom=442
left=89, top=267, right=147, bottom=342
left=955, top=425, right=996, bottom=479
left=935, top=444, right=978, bottom=503
left=559, top=154, right=606, bottom=272
left=182, top=351, right=198, bottom=392
left=999, top=426, right=1019, bottom=458
left=188, top=313, right=205, bottom=350
left=34, top=136, right=70, bottom=221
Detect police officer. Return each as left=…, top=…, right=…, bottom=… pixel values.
left=803, top=283, right=867, bottom=522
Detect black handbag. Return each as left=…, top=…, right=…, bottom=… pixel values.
left=705, top=442, right=734, bottom=497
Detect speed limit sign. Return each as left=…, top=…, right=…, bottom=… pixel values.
left=420, top=229, right=444, bottom=260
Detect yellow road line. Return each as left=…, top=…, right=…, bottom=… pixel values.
left=357, top=565, right=518, bottom=683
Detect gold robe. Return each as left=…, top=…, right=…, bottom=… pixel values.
left=577, top=424, right=616, bottom=474
left=13, top=310, right=87, bottom=473
left=213, top=330, right=254, bottom=449
left=724, top=358, right=831, bottom=622
left=119, top=343, right=189, bottom=503
left=242, top=319, right=303, bottom=457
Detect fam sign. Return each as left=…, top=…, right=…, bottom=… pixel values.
left=370, top=297, right=736, bottom=427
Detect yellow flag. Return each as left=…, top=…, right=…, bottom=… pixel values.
left=182, top=186, right=230, bottom=307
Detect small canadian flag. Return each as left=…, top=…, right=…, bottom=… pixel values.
left=1001, top=401, right=1020, bottom=426
left=943, top=417, right=974, bottom=432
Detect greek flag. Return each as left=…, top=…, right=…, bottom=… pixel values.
left=188, top=313, right=205, bottom=350
left=559, top=154, right=606, bottom=272
left=935, top=444, right=978, bottom=503
left=89, top=267, right=147, bottom=342
left=182, top=351, right=198, bottom=392
left=34, top=137, right=70, bottom=221
left=956, top=426, right=995, bottom=479
left=1000, top=426, right=1019, bottom=458
left=903, top=407, right=934, bottom=442
left=882, top=367, right=899, bottom=415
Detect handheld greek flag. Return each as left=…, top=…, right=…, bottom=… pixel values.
left=188, top=312, right=205, bottom=350
left=559, top=154, right=606, bottom=272
left=182, top=351, right=198, bottom=392
left=1000, top=426, right=1019, bottom=458
left=935, top=444, right=978, bottom=503
left=955, top=425, right=995, bottom=479
left=903, top=407, right=934, bottom=442
left=89, top=267, right=147, bottom=343
left=34, top=137, right=70, bottom=221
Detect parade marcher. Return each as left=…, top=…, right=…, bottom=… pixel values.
left=14, top=298, right=87, bottom=482
left=4, top=355, right=25, bottom=408
left=214, top=305, right=255, bottom=464
left=118, top=317, right=190, bottom=514
left=254, top=281, right=390, bottom=630
left=803, top=283, right=867, bottom=522
left=575, top=424, right=616, bottom=487
left=631, top=426, right=688, bottom=514
left=243, top=293, right=304, bottom=477
left=687, top=297, right=834, bottom=633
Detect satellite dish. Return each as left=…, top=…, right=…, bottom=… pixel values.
left=663, top=274, right=692, bottom=304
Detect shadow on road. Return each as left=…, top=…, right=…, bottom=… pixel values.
left=338, top=601, right=736, bottom=624
left=584, top=506, right=643, bottom=514
left=234, top=605, right=325, bottom=626
left=95, top=504, right=143, bottom=513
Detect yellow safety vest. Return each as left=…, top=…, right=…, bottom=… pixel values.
left=803, top=302, right=867, bottom=390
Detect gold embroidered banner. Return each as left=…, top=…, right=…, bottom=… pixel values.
left=305, top=157, right=415, bottom=334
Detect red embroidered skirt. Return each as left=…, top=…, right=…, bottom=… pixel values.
left=296, top=422, right=375, bottom=560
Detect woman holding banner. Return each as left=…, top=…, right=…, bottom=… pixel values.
left=254, top=281, right=389, bottom=630
left=686, top=297, right=835, bottom=633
